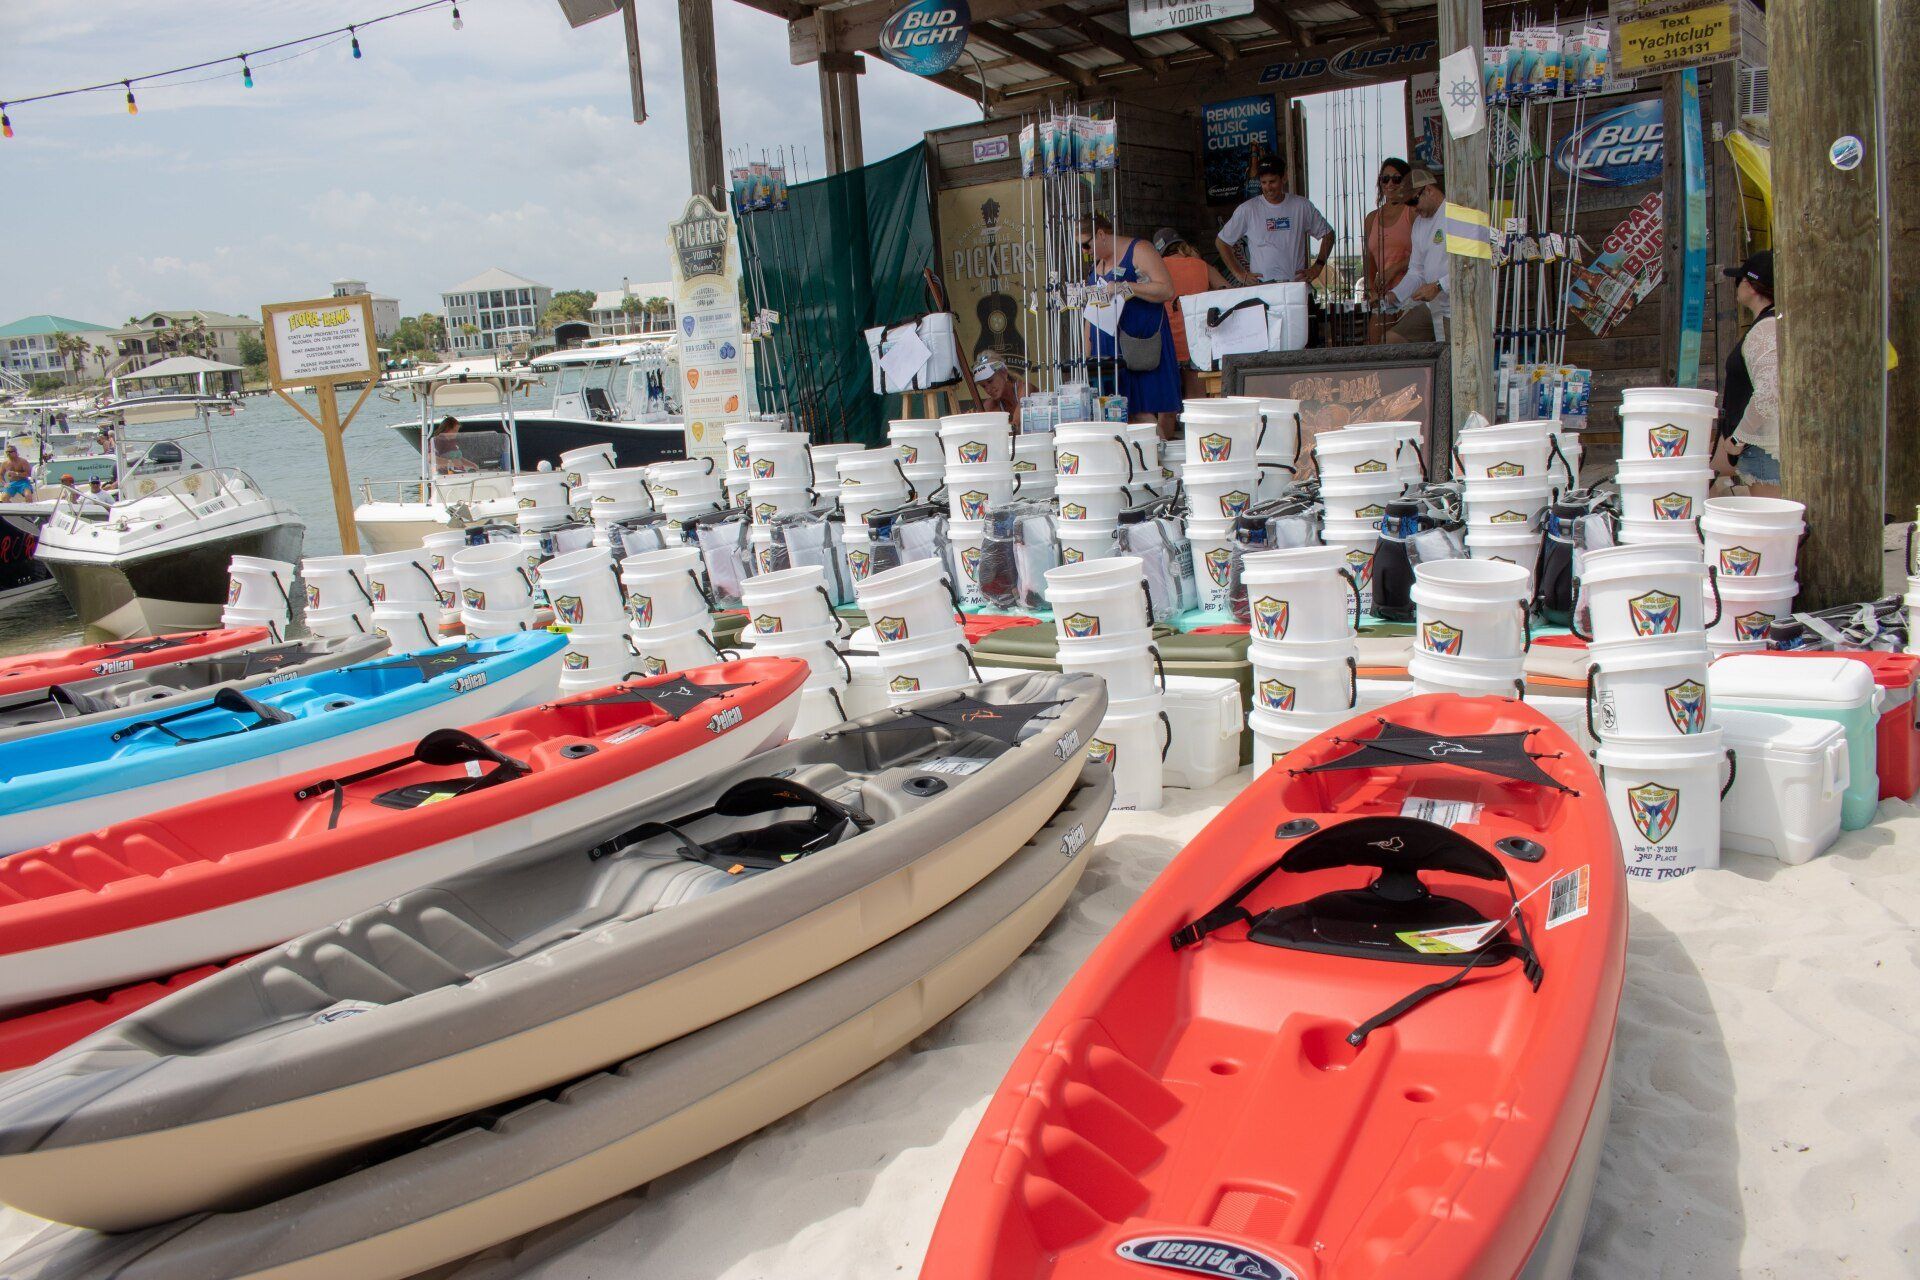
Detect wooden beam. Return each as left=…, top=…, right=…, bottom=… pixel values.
left=1181, top=24, right=1242, bottom=62
left=1886, top=0, right=1920, bottom=518
left=1046, top=5, right=1167, bottom=76
left=974, top=22, right=1098, bottom=88
left=1342, top=0, right=1397, bottom=35
left=1252, top=0, right=1308, bottom=47
left=1438, top=0, right=1493, bottom=439
left=678, top=0, right=725, bottom=204
left=1772, top=0, right=1886, bottom=605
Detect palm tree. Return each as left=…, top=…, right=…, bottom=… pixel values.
left=618, top=296, right=645, bottom=333
left=643, top=296, right=672, bottom=330
left=52, top=331, right=92, bottom=387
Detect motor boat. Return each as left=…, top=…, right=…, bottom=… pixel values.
left=0, top=507, right=56, bottom=612
left=390, top=339, right=687, bottom=469
left=32, top=385, right=304, bottom=638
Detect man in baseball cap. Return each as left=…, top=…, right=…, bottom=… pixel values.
left=1722, top=250, right=1772, bottom=293
left=1385, top=169, right=1451, bottom=343
left=1215, top=153, right=1336, bottom=286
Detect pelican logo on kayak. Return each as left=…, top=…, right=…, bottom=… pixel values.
left=1627, top=781, right=1680, bottom=843
left=452, top=672, right=488, bottom=694
left=1197, top=432, right=1232, bottom=462
left=1114, top=1235, right=1297, bottom=1279
left=1648, top=423, right=1689, bottom=457
left=707, top=706, right=743, bottom=734
left=1719, top=546, right=1762, bottom=576
left=1487, top=460, right=1524, bottom=478
left=1628, top=589, right=1680, bottom=636
left=958, top=440, right=990, bottom=465
left=92, top=658, right=136, bottom=675
left=1252, top=596, right=1289, bottom=640
left=1053, top=727, right=1080, bottom=760
left=1061, top=822, right=1088, bottom=858
left=1421, top=620, right=1464, bottom=656
left=1665, top=678, right=1707, bottom=733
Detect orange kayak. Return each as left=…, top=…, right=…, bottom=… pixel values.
left=924, top=693, right=1626, bottom=1280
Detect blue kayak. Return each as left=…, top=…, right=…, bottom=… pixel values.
left=0, top=631, right=565, bottom=853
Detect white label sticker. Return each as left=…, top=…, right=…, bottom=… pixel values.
left=1396, top=919, right=1504, bottom=954
left=1546, top=865, right=1592, bottom=928
left=608, top=724, right=652, bottom=745
left=921, top=755, right=988, bottom=776
left=1400, top=795, right=1484, bottom=828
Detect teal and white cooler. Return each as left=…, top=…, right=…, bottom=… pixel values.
left=1710, top=654, right=1881, bottom=830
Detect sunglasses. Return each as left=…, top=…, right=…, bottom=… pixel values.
left=1379, top=174, right=1405, bottom=183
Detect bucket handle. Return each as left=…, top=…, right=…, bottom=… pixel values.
left=1704, top=564, right=1724, bottom=629
left=268, top=569, right=292, bottom=613
left=699, top=628, right=724, bottom=660
left=831, top=646, right=854, bottom=682
left=1584, top=663, right=1601, bottom=742
left=1150, top=643, right=1167, bottom=694
left=1140, top=579, right=1158, bottom=628
left=1346, top=654, right=1359, bottom=709
left=1337, top=567, right=1364, bottom=632
left=698, top=456, right=716, bottom=476
left=1253, top=415, right=1267, bottom=458
left=1289, top=412, right=1304, bottom=470
left=1511, top=676, right=1525, bottom=701
left=827, top=686, right=848, bottom=723
left=409, top=562, right=440, bottom=596
left=1519, top=601, right=1534, bottom=652
left=1721, top=747, right=1738, bottom=799
left=513, top=565, right=536, bottom=595
left=1158, top=709, right=1173, bottom=762
left=687, top=569, right=717, bottom=612
left=1547, top=433, right=1573, bottom=489
left=956, top=642, right=983, bottom=681
left=1568, top=591, right=1593, bottom=642
left=348, top=571, right=374, bottom=608
left=815, top=586, right=851, bottom=637
left=1450, top=445, right=1463, bottom=480
left=1907, top=522, right=1916, bottom=578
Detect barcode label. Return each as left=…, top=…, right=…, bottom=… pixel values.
left=1546, top=866, right=1591, bottom=928
left=1400, top=795, right=1483, bottom=828
left=921, top=756, right=988, bottom=776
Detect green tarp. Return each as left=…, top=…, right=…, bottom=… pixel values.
left=738, top=143, right=935, bottom=446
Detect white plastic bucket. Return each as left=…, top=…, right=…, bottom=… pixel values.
left=1411, top=559, right=1531, bottom=660
left=1057, top=519, right=1117, bottom=564
left=1248, top=635, right=1358, bottom=714
left=855, top=559, right=957, bottom=646
left=1182, top=412, right=1259, bottom=466
left=946, top=461, right=1017, bottom=521
left=301, top=554, right=372, bottom=614
left=226, top=555, right=295, bottom=613
left=808, top=444, right=864, bottom=487
left=901, top=461, right=946, bottom=503
left=1461, top=474, right=1553, bottom=527
left=751, top=638, right=850, bottom=693
left=841, top=524, right=879, bottom=584
left=1454, top=421, right=1551, bottom=480
left=839, top=480, right=910, bottom=528
left=1257, top=399, right=1303, bottom=473
left=1618, top=393, right=1716, bottom=461
left=1045, top=556, right=1151, bottom=639
left=1406, top=650, right=1526, bottom=698
left=421, top=530, right=468, bottom=576
left=745, top=433, right=816, bottom=485
left=646, top=457, right=722, bottom=503
left=369, top=606, right=438, bottom=656
left=1056, top=629, right=1163, bottom=700
left=220, top=604, right=285, bottom=643
left=1012, top=432, right=1054, bottom=476
left=1709, top=572, right=1798, bottom=645
left=1579, top=549, right=1711, bottom=642
left=537, top=545, right=625, bottom=629
left=938, top=415, right=1013, bottom=467
left=748, top=481, right=818, bottom=525
left=619, top=546, right=710, bottom=629
left=1616, top=458, right=1712, bottom=524
left=590, top=498, right=654, bottom=547
left=1464, top=525, right=1545, bottom=593
left=1248, top=706, right=1350, bottom=778
left=584, top=467, right=652, bottom=508
left=1318, top=524, right=1382, bottom=612
left=1089, top=693, right=1167, bottom=812
left=886, top=420, right=943, bottom=468
left=1187, top=518, right=1237, bottom=612
left=1054, top=423, right=1134, bottom=480
left=558, top=444, right=616, bottom=488
left=1596, top=728, right=1731, bottom=880
left=876, top=632, right=974, bottom=704
left=364, top=548, right=440, bottom=610
left=656, top=495, right=723, bottom=534
left=726, top=420, right=785, bottom=471
left=303, top=605, right=371, bottom=643
left=463, top=609, right=535, bottom=638
left=1617, top=515, right=1704, bottom=549
left=740, top=565, right=838, bottom=638
left=1055, top=478, right=1129, bottom=524
left=1318, top=472, right=1403, bottom=524
left=1241, top=546, right=1363, bottom=642
left=949, top=519, right=990, bottom=608
left=558, top=621, right=635, bottom=677
left=1313, top=425, right=1401, bottom=478
left=627, top=612, right=723, bottom=679
left=1585, top=635, right=1711, bottom=739
left=512, top=472, right=570, bottom=512
left=836, top=448, right=907, bottom=488
left=790, top=684, right=853, bottom=736
left=1182, top=460, right=1260, bottom=521
left=1701, top=495, right=1806, bottom=579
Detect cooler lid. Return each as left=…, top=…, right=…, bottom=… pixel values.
left=1715, top=705, right=1849, bottom=754
left=1711, top=654, right=1878, bottom=708
left=1770, top=649, right=1920, bottom=690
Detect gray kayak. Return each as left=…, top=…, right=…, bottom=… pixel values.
left=2, top=762, right=1112, bottom=1280
left=0, top=672, right=1106, bottom=1231
left=0, top=634, right=389, bottom=742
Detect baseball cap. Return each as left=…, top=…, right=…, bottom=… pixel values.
left=1255, top=156, right=1286, bottom=178
left=1151, top=227, right=1185, bottom=254
left=1723, top=250, right=1772, bottom=292
left=1406, top=167, right=1439, bottom=191
left=972, top=353, right=1005, bottom=382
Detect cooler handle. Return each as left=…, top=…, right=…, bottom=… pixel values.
left=1825, top=737, right=1851, bottom=798
left=1720, top=748, right=1738, bottom=800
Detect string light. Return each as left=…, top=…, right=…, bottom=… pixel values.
left=1, top=105, right=11, bottom=140
left=241, top=55, right=254, bottom=88
left=452, top=6, right=463, bottom=30
left=350, top=26, right=362, bottom=58
left=124, top=82, right=138, bottom=115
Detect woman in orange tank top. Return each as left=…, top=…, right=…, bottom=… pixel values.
left=1153, top=228, right=1230, bottom=405
left=1363, top=158, right=1415, bottom=343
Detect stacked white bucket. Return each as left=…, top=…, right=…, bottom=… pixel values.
left=301, top=554, right=374, bottom=639
left=1579, top=542, right=1726, bottom=879
left=1054, top=421, right=1133, bottom=565
left=1408, top=559, right=1532, bottom=697
left=1312, top=421, right=1415, bottom=611
left=744, top=432, right=820, bottom=575
left=422, top=530, right=467, bottom=623
left=645, top=456, right=725, bottom=535
left=836, top=447, right=910, bottom=586
left=1700, top=496, right=1804, bottom=654
left=620, top=545, right=721, bottom=677
left=365, top=548, right=444, bottom=655
left=855, top=560, right=969, bottom=705
left=1241, top=547, right=1362, bottom=775
left=1615, top=387, right=1716, bottom=550
left=1046, top=557, right=1164, bottom=811
left=224, top=555, right=295, bottom=641
left=888, top=419, right=945, bottom=503
left=939, top=412, right=1017, bottom=608
left=726, top=421, right=786, bottom=508
left=582, top=466, right=653, bottom=546
left=1011, top=430, right=1055, bottom=503
left=451, top=541, right=536, bottom=636
left=741, top=565, right=850, bottom=734
left=1456, top=418, right=1556, bottom=590
left=539, top=545, right=633, bottom=693
left=1180, top=398, right=1263, bottom=612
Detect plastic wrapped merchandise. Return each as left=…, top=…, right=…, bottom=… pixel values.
left=608, top=515, right=675, bottom=561
left=867, top=503, right=948, bottom=574
left=690, top=511, right=752, bottom=608
left=772, top=511, right=854, bottom=605
left=1116, top=516, right=1198, bottom=623
left=976, top=500, right=1059, bottom=612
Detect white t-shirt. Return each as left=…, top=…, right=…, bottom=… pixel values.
left=1390, top=211, right=1450, bottom=320
left=1220, top=193, right=1335, bottom=282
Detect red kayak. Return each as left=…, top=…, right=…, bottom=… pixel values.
left=0, top=627, right=268, bottom=710
left=0, top=657, right=807, bottom=1013
left=0, top=960, right=244, bottom=1073
left=924, top=694, right=1625, bottom=1280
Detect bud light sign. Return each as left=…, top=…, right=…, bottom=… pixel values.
left=877, top=0, right=971, bottom=77
left=1553, top=97, right=1664, bottom=188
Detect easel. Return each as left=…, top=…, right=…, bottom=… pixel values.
left=259, top=295, right=383, bottom=555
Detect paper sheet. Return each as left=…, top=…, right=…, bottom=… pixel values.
left=1083, top=298, right=1122, bottom=337
left=878, top=326, right=931, bottom=389
left=1208, top=302, right=1270, bottom=357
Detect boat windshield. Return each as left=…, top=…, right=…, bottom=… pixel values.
left=430, top=425, right=513, bottom=475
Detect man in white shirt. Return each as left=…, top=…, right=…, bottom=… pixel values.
left=1387, top=168, right=1449, bottom=343
left=1215, top=156, right=1336, bottom=286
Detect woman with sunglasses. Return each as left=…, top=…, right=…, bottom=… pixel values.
left=1363, top=158, right=1415, bottom=343
left=1081, top=212, right=1183, bottom=439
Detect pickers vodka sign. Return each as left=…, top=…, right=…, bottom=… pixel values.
left=670, top=196, right=732, bottom=282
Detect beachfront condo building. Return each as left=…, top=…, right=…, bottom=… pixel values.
left=589, top=278, right=675, bottom=338
left=110, top=311, right=263, bottom=374
left=442, top=268, right=552, bottom=355
left=330, top=279, right=402, bottom=339
left=0, top=315, right=117, bottom=381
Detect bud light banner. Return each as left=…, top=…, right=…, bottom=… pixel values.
left=1552, top=96, right=1664, bottom=188
left=877, top=0, right=971, bottom=77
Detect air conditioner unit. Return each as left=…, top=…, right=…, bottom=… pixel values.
left=1738, top=65, right=1769, bottom=124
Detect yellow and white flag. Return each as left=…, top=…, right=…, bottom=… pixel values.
left=1442, top=202, right=1493, bottom=260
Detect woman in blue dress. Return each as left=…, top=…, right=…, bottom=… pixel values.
left=1082, top=213, right=1183, bottom=439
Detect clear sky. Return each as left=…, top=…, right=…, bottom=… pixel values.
left=0, top=0, right=973, bottom=323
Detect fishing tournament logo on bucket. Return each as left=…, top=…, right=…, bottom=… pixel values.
left=370, top=578, right=389, bottom=604
left=226, top=579, right=243, bottom=606
left=899, top=443, right=919, bottom=464
left=1204, top=547, right=1233, bottom=587
left=1487, top=460, right=1525, bottom=478
left=1353, top=459, right=1390, bottom=474
left=1197, top=432, right=1232, bottom=463
left=1490, top=509, right=1529, bottom=525
left=731, top=444, right=750, bottom=469
left=960, top=546, right=983, bottom=582
left=751, top=457, right=777, bottom=479
left=847, top=548, right=871, bottom=580
left=957, top=440, right=990, bottom=465
left=1652, top=492, right=1694, bottom=521
left=754, top=502, right=778, bottom=523
left=875, top=615, right=911, bottom=643
left=1058, top=450, right=1082, bottom=475
left=1114, top=1234, right=1298, bottom=1280
left=888, top=674, right=922, bottom=693
left=1421, top=620, right=1465, bottom=656
left=1356, top=503, right=1386, bottom=520
left=1086, top=738, right=1117, bottom=766
left=1665, top=678, right=1708, bottom=733
left=461, top=586, right=487, bottom=612
left=641, top=656, right=668, bottom=676
left=1628, top=589, right=1680, bottom=636
left=1648, top=423, right=1689, bottom=457
left=554, top=594, right=586, bottom=626
left=1252, top=596, right=1290, bottom=640
left=1719, top=546, right=1763, bottom=577
left=562, top=651, right=591, bottom=671
left=1735, top=609, right=1775, bottom=641
left=1344, top=548, right=1374, bottom=589
left=1220, top=490, right=1253, bottom=518
left=1062, top=502, right=1089, bottom=521
left=627, top=592, right=653, bottom=627
left=1063, top=547, right=1085, bottom=563
left=1627, top=781, right=1680, bottom=844
left=1062, top=612, right=1103, bottom=639
left=1257, top=678, right=1297, bottom=712
left=304, top=582, right=321, bottom=610
left=959, top=489, right=991, bottom=519
left=753, top=612, right=783, bottom=635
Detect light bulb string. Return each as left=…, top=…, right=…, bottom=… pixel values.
left=0, top=0, right=458, bottom=111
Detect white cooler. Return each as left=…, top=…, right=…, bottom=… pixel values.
left=1180, top=283, right=1310, bottom=371
left=1160, top=674, right=1243, bottom=790
left=1716, top=707, right=1849, bottom=865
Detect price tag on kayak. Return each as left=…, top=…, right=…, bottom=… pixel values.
left=1546, top=865, right=1591, bottom=928
left=921, top=756, right=989, bottom=776
left=1396, top=920, right=1504, bottom=954
left=1400, top=795, right=1484, bottom=828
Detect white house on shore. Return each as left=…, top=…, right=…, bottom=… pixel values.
left=330, top=279, right=402, bottom=338
left=441, top=268, right=551, bottom=355
left=110, top=310, right=263, bottom=374
left=0, top=315, right=117, bottom=381
left=589, top=279, right=674, bottom=338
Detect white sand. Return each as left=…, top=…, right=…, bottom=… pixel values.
left=5, top=778, right=1917, bottom=1278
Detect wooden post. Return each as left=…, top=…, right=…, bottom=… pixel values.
left=277, top=381, right=374, bottom=554
left=620, top=0, right=647, bottom=125
left=678, top=0, right=724, bottom=203
left=836, top=55, right=866, bottom=171
left=1438, top=0, right=1495, bottom=426
left=1770, top=0, right=1885, bottom=605
left=260, top=296, right=382, bottom=556
left=1885, top=0, right=1920, bottom=519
